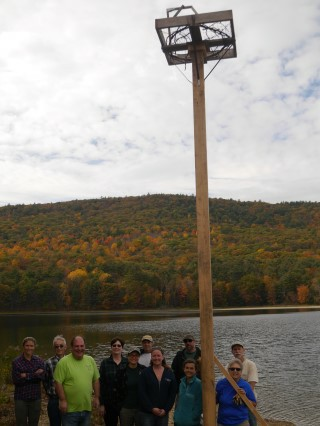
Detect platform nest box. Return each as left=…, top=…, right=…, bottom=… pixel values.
left=155, top=6, right=237, bottom=66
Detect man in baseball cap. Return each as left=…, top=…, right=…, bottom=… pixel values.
left=231, top=341, right=244, bottom=350
left=128, top=347, right=141, bottom=356
left=119, top=347, right=145, bottom=426
left=171, top=334, right=201, bottom=386
left=139, top=335, right=153, bottom=367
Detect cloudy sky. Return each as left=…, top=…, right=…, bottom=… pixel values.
left=1, top=0, right=319, bottom=206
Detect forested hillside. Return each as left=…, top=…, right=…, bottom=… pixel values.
left=0, top=194, right=319, bottom=311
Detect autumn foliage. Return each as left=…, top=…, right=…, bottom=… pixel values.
left=0, top=194, right=319, bottom=311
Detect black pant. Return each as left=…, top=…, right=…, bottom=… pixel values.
left=14, top=399, right=41, bottom=426
left=47, top=398, right=62, bottom=426
left=104, top=405, right=121, bottom=426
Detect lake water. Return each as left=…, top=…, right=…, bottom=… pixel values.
left=1, top=308, right=319, bottom=426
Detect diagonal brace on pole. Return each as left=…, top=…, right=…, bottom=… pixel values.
left=213, top=354, right=268, bottom=426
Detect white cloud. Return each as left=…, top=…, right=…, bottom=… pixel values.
left=0, top=0, right=319, bottom=205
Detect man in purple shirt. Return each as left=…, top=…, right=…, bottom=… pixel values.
left=12, top=336, right=45, bottom=425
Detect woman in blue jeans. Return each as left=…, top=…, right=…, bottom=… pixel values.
left=138, top=347, right=177, bottom=426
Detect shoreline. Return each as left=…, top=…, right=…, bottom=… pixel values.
left=0, top=305, right=319, bottom=315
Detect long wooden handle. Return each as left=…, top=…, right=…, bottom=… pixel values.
left=213, top=354, right=268, bottom=426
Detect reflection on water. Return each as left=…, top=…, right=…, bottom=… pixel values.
left=1, top=309, right=319, bottom=425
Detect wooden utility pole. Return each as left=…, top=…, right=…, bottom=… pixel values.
left=155, top=10, right=237, bottom=425
left=190, top=43, right=216, bottom=424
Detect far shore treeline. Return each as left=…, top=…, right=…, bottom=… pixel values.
left=0, top=194, right=319, bottom=311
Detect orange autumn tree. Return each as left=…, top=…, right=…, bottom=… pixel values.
left=297, top=284, right=309, bottom=304
left=66, top=268, right=89, bottom=308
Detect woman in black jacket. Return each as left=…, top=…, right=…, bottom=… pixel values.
left=99, top=337, right=127, bottom=426
left=138, top=347, right=177, bottom=426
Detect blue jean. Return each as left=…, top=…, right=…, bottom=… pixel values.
left=47, top=398, right=62, bottom=426
left=62, top=411, right=91, bottom=426
left=248, top=410, right=257, bottom=426
left=139, top=411, right=169, bottom=426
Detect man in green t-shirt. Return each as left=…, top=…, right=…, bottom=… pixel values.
left=54, top=336, right=100, bottom=426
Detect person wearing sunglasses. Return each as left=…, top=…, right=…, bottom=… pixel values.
left=99, top=337, right=128, bottom=426
left=231, top=342, right=258, bottom=426
left=171, top=334, right=201, bottom=387
left=216, top=359, right=256, bottom=426
left=43, top=335, right=67, bottom=425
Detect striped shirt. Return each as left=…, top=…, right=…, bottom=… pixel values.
left=43, top=355, right=63, bottom=398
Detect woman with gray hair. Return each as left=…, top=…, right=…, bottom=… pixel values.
left=216, top=358, right=256, bottom=426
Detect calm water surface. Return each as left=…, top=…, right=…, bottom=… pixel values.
left=1, top=309, right=319, bottom=426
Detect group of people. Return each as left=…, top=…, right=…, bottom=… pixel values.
left=11, top=334, right=259, bottom=426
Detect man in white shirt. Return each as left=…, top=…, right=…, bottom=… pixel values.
left=139, top=335, right=153, bottom=367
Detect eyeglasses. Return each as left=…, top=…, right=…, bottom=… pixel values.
left=55, top=345, right=64, bottom=349
left=229, top=367, right=241, bottom=372
left=112, top=344, right=122, bottom=348
left=184, top=339, right=193, bottom=343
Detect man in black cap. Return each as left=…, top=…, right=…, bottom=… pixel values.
left=171, top=334, right=201, bottom=386
left=119, top=347, right=145, bottom=426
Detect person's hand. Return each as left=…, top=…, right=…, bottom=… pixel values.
left=20, top=373, right=27, bottom=378
left=151, top=408, right=162, bottom=416
left=59, top=400, right=68, bottom=413
left=159, top=409, right=166, bottom=417
left=233, top=388, right=246, bottom=406
left=35, top=369, right=44, bottom=375
left=99, top=405, right=105, bottom=416
left=93, top=396, right=100, bottom=409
